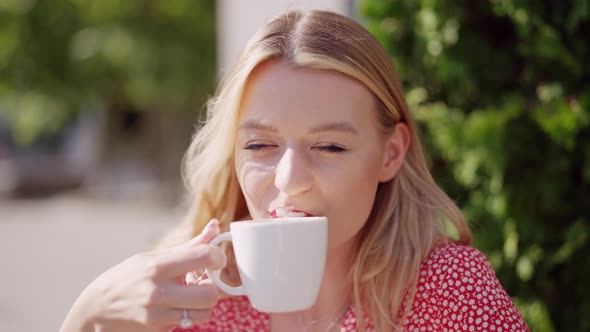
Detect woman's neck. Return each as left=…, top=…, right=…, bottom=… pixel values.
left=269, top=236, right=359, bottom=331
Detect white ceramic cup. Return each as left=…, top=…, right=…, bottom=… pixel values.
left=204, top=216, right=328, bottom=312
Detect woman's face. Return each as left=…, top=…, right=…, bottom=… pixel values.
left=234, top=60, right=407, bottom=250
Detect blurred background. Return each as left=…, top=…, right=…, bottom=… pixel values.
left=0, top=0, right=588, bottom=331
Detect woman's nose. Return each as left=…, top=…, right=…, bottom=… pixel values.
left=274, top=148, right=313, bottom=196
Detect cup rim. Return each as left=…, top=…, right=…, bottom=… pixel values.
left=230, top=216, right=327, bottom=227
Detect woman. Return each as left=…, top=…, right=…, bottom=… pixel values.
left=61, top=10, right=529, bottom=332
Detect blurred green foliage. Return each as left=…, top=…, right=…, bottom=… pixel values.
left=0, top=0, right=216, bottom=145
left=360, top=0, right=589, bottom=330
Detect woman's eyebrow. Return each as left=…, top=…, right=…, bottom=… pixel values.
left=308, top=122, right=359, bottom=135
left=238, top=120, right=358, bottom=135
left=238, top=120, right=278, bottom=132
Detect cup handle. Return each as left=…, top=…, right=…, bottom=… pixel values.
left=204, top=232, right=245, bottom=296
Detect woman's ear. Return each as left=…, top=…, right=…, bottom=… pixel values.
left=379, top=122, right=410, bottom=182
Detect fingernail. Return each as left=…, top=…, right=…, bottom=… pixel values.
left=204, top=219, right=219, bottom=231
left=185, top=271, right=199, bottom=284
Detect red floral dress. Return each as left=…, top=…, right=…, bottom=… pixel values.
left=174, top=243, right=530, bottom=331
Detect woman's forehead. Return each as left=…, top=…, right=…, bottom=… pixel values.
left=240, top=60, right=375, bottom=121
left=245, top=60, right=368, bottom=94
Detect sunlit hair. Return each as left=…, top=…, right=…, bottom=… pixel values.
left=160, top=10, right=472, bottom=331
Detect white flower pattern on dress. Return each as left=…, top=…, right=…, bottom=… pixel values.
left=173, top=243, right=529, bottom=332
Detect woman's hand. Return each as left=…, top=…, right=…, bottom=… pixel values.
left=60, top=219, right=225, bottom=332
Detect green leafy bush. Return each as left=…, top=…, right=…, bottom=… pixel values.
left=0, top=0, right=216, bottom=145
left=360, top=1, right=590, bottom=331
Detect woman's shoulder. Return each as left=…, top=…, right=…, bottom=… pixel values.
left=404, top=242, right=530, bottom=331
left=420, top=242, right=493, bottom=276
left=415, top=242, right=501, bottom=303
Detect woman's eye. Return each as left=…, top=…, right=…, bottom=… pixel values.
left=243, top=143, right=274, bottom=151
left=314, top=145, right=347, bottom=153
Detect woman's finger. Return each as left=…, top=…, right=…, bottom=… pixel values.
left=154, top=243, right=226, bottom=280
left=149, top=219, right=223, bottom=281
left=157, top=279, right=220, bottom=309
left=178, top=219, right=221, bottom=249
left=185, top=270, right=205, bottom=285
left=153, top=308, right=213, bottom=330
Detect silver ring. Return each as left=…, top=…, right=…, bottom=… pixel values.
left=179, top=308, right=193, bottom=329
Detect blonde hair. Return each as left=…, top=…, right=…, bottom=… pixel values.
left=161, top=10, right=472, bottom=331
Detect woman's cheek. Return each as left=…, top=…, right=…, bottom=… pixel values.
left=329, top=162, right=380, bottom=241
left=240, top=163, right=277, bottom=216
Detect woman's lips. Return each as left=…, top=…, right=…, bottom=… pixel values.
left=270, top=208, right=316, bottom=218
